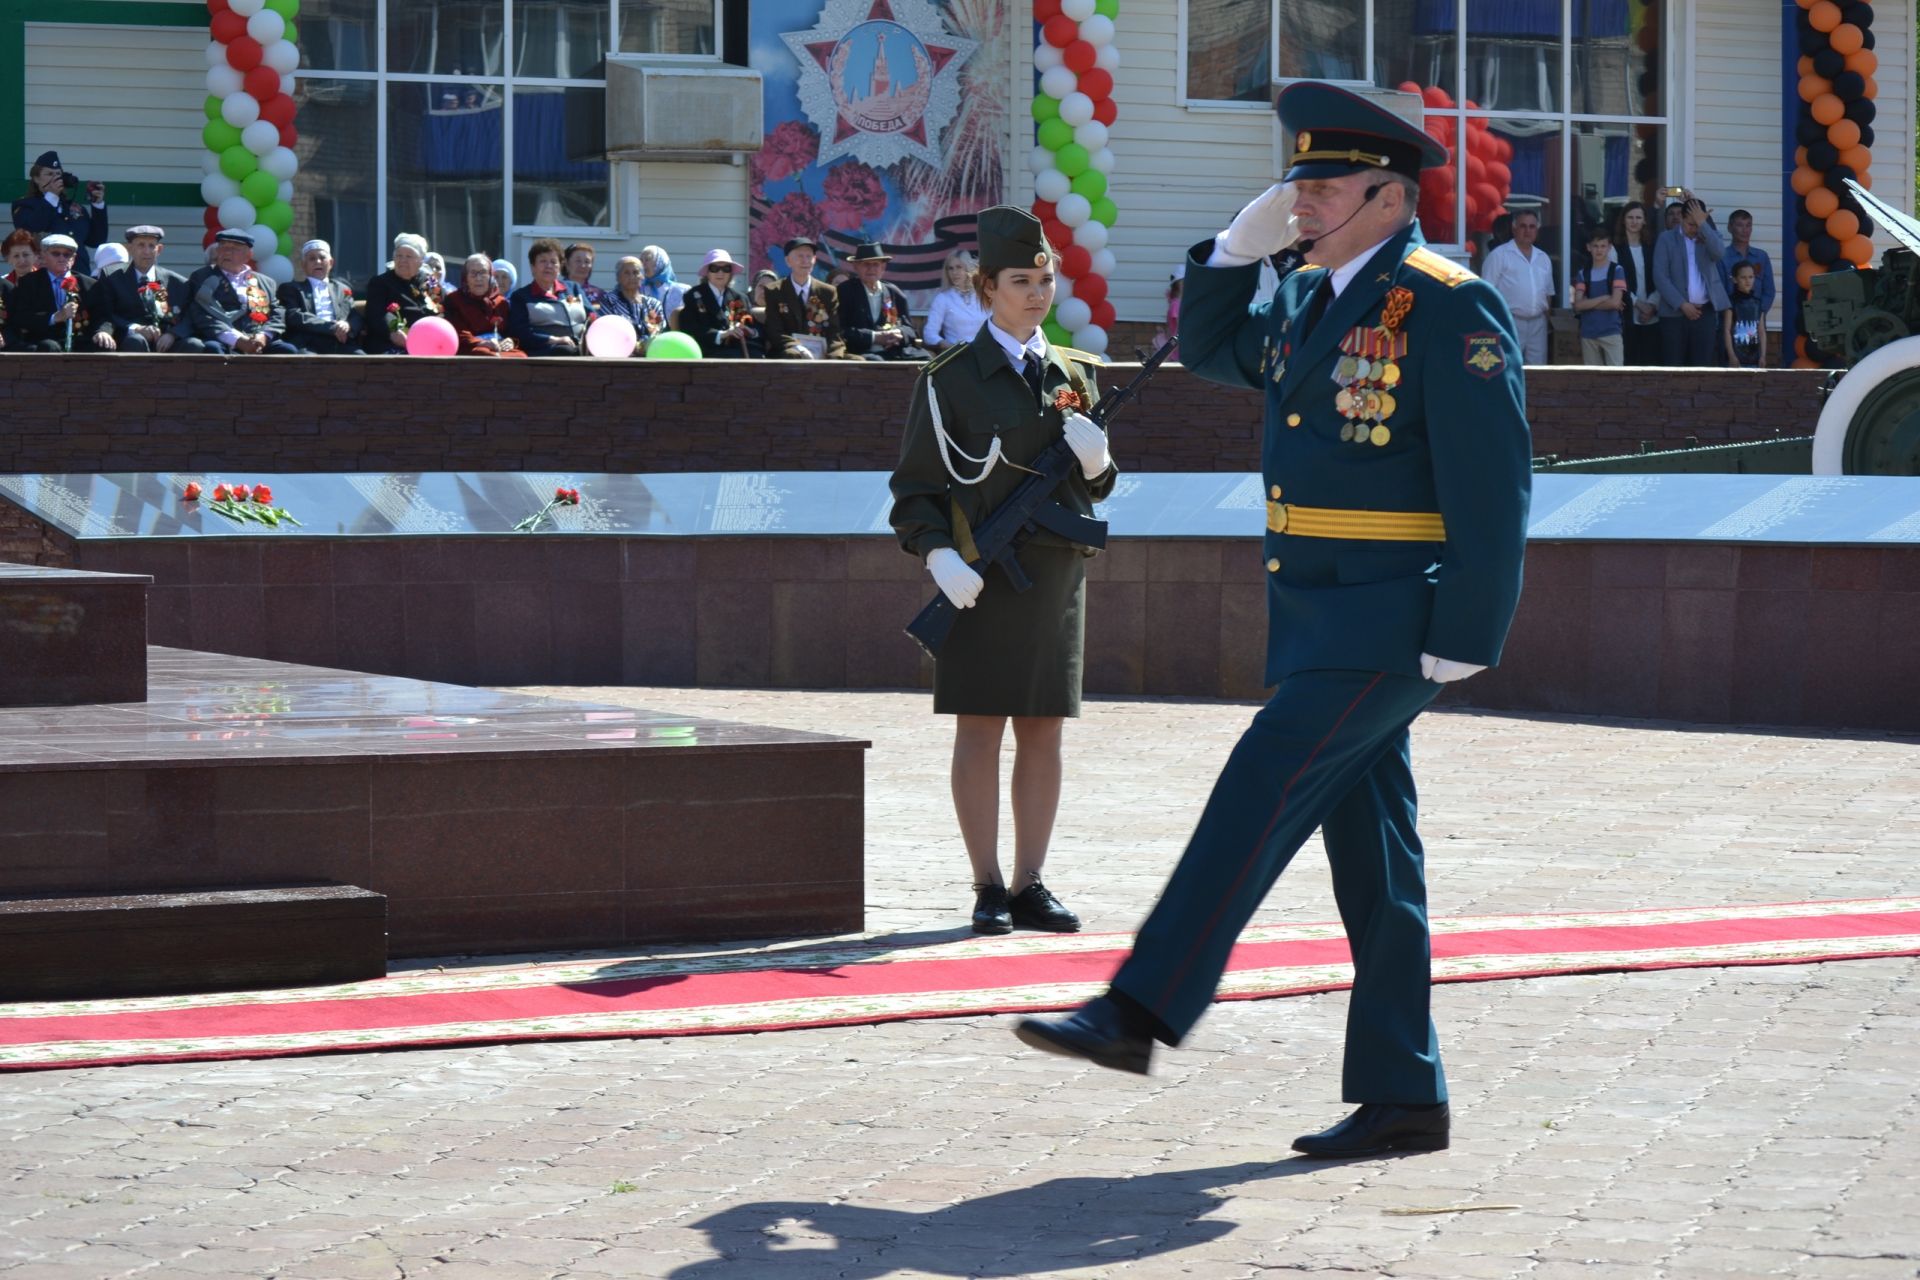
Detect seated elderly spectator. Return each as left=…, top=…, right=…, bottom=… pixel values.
left=446, top=253, right=523, bottom=356
left=491, top=258, right=517, bottom=296
left=362, top=232, right=443, bottom=354
left=837, top=242, right=928, bottom=361
left=277, top=239, right=358, bottom=354
left=563, top=243, right=607, bottom=314
left=10, top=151, right=107, bottom=275
left=4, top=232, right=94, bottom=351
left=761, top=237, right=848, bottom=359
left=675, top=248, right=761, bottom=358
left=922, top=249, right=987, bottom=351
left=90, top=224, right=202, bottom=352
left=423, top=251, right=449, bottom=297
left=749, top=268, right=779, bottom=324
left=638, top=245, right=688, bottom=320
left=508, top=238, right=589, bottom=356
left=90, top=242, right=128, bottom=276
left=598, top=255, right=667, bottom=353
left=183, top=229, right=297, bottom=354
left=1, top=228, right=41, bottom=352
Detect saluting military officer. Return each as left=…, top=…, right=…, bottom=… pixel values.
left=1015, top=82, right=1532, bottom=1159
left=890, top=205, right=1116, bottom=938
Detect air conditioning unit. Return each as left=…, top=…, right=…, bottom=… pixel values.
left=1271, top=85, right=1423, bottom=180
left=606, top=57, right=763, bottom=160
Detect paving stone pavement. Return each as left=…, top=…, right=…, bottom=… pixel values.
left=3, top=688, right=1918, bottom=1280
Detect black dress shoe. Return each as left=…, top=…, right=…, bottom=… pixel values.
left=1013, top=996, right=1153, bottom=1074
left=972, top=883, right=1012, bottom=934
left=1292, top=1103, right=1450, bottom=1157
left=1007, top=878, right=1081, bottom=932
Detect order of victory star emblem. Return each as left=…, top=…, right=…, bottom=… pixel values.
left=782, top=0, right=977, bottom=169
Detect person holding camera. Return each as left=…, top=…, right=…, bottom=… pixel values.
left=11, top=152, right=107, bottom=276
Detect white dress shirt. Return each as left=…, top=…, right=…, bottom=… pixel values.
left=985, top=319, right=1046, bottom=371
left=308, top=275, right=335, bottom=323
left=1480, top=240, right=1554, bottom=318
left=923, top=288, right=987, bottom=345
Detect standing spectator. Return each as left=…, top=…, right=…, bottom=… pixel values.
left=4, top=232, right=95, bottom=351
left=599, top=255, right=667, bottom=352
left=507, top=238, right=590, bottom=356
left=1611, top=201, right=1662, bottom=365
left=278, top=239, right=358, bottom=354
left=1570, top=225, right=1626, bottom=366
left=923, top=250, right=988, bottom=351
left=1663, top=201, right=1683, bottom=232
left=1718, top=209, right=1775, bottom=347
left=562, top=243, right=606, bottom=314
left=0, top=228, right=38, bottom=351
left=677, top=248, right=761, bottom=358
left=761, top=237, right=845, bottom=359
left=91, top=225, right=200, bottom=352
left=445, top=253, right=522, bottom=356
left=1479, top=208, right=1554, bottom=364
left=11, top=152, right=107, bottom=275
left=1723, top=261, right=1767, bottom=369
left=638, top=245, right=688, bottom=321
left=837, top=242, right=928, bottom=361
left=361, top=232, right=443, bottom=354
left=1653, top=191, right=1726, bottom=367
left=184, top=229, right=297, bottom=354
left=490, top=257, right=517, bottom=296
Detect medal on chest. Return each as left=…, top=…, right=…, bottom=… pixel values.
left=1331, top=286, right=1413, bottom=447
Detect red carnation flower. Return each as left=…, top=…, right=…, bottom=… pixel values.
left=820, top=160, right=888, bottom=230
left=182, top=482, right=202, bottom=501
left=252, top=485, right=273, bottom=504
left=750, top=190, right=829, bottom=276
left=231, top=483, right=251, bottom=502
left=386, top=302, right=400, bottom=313
left=554, top=486, right=571, bottom=501
left=751, top=119, right=821, bottom=186
left=211, top=484, right=231, bottom=502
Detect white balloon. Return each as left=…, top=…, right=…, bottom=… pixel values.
left=1072, top=220, right=1109, bottom=250
left=1095, top=42, right=1120, bottom=72
left=207, top=63, right=243, bottom=98
left=1039, top=66, right=1078, bottom=100
left=277, top=179, right=295, bottom=202
left=1061, top=0, right=1097, bottom=18
left=1033, top=41, right=1064, bottom=71
left=1056, top=193, right=1093, bottom=228
left=1091, top=248, right=1118, bottom=277
left=220, top=92, right=261, bottom=128
left=201, top=173, right=241, bottom=206
left=201, top=151, right=223, bottom=177
left=260, top=254, right=295, bottom=285
left=260, top=145, right=300, bottom=179
left=263, top=39, right=301, bottom=75
left=1091, top=147, right=1116, bottom=174
left=246, top=9, right=284, bottom=43
left=1072, top=120, right=1108, bottom=151
left=1028, top=144, right=1055, bottom=175
left=1056, top=297, right=1093, bottom=331
left=241, top=120, right=281, bottom=156
left=1080, top=15, right=1116, bottom=47
left=280, top=72, right=297, bottom=97
left=217, top=195, right=258, bottom=229
left=1058, top=92, right=1095, bottom=128
left=1054, top=275, right=1074, bottom=302
left=1034, top=168, right=1072, bottom=203
left=205, top=41, right=228, bottom=67
left=227, top=0, right=264, bottom=15
left=1070, top=323, right=1108, bottom=355
left=248, top=223, right=279, bottom=254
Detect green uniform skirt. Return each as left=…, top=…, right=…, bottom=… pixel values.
left=933, top=544, right=1087, bottom=718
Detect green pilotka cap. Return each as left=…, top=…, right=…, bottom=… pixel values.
left=976, top=205, right=1055, bottom=277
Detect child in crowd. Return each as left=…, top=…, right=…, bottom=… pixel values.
left=1571, top=224, right=1626, bottom=366
left=1723, top=261, right=1766, bottom=368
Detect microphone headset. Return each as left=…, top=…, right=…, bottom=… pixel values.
left=1295, top=182, right=1385, bottom=253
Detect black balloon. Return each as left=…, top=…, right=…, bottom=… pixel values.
left=1857, top=214, right=1876, bottom=240
left=1797, top=116, right=1827, bottom=146
left=1844, top=97, right=1875, bottom=125
left=1813, top=48, right=1845, bottom=77
left=1832, top=71, right=1866, bottom=100
left=1796, top=213, right=1825, bottom=241
left=1824, top=165, right=1857, bottom=191
left=1858, top=123, right=1875, bottom=147
left=1798, top=27, right=1828, bottom=54
left=1808, top=234, right=1840, bottom=265
left=1840, top=2, right=1871, bottom=28
left=1862, top=28, right=1874, bottom=49
left=1807, top=140, right=1839, bottom=171
left=1633, top=157, right=1655, bottom=183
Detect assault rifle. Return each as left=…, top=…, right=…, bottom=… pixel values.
left=904, top=336, right=1178, bottom=659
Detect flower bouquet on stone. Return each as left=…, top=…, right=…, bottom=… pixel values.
left=515, top=486, right=581, bottom=532
left=189, top=480, right=302, bottom=528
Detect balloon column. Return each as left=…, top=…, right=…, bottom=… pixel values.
left=1029, top=0, right=1119, bottom=357
left=200, top=0, right=302, bottom=284
left=1397, top=84, right=1510, bottom=244
left=1789, top=0, right=1878, bottom=367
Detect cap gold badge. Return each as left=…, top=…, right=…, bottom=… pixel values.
left=1033, top=251, right=1048, bottom=266
left=1296, top=131, right=1312, bottom=153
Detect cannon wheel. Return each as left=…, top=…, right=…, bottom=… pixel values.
left=1812, top=333, right=1920, bottom=475
left=1845, top=308, right=1911, bottom=362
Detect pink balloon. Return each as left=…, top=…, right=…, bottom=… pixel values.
left=405, top=316, right=458, bottom=356
left=585, top=314, right=638, bottom=359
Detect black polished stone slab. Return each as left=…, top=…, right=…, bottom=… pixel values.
left=0, top=562, right=149, bottom=707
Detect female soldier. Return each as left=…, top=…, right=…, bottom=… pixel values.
left=888, top=205, right=1116, bottom=935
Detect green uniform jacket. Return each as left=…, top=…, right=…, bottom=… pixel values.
left=1180, top=223, right=1531, bottom=683
left=890, top=320, right=1117, bottom=560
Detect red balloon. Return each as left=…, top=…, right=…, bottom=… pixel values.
left=1059, top=244, right=1092, bottom=278
left=1034, top=0, right=1062, bottom=17
left=278, top=123, right=298, bottom=149
left=1077, top=68, right=1113, bottom=100
left=1032, top=199, right=1057, bottom=223
left=1465, top=154, right=1487, bottom=184
left=244, top=64, right=281, bottom=100
left=208, top=0, right=230, bottom=11
left=1074, top=273, right=1108, bottom=307
left=1092, top=96, right=1117, bottom=126
left=1398, top=80, right=1420, bottom=94
left=203, top=205, right=222, bottom=231
left=211, top=11, right=247, bottom=43
left=1486, top=160, right=1511, bottom=190
left=202, top=229, right=219, bottom=248
left=259, top=93, right=297, bottom=128
left=226, top=34, right=263, bottom=71
left=1064, top=40, right=1097, bottom=73
left=1420, top=85, right=1448, bottom=106
left=1043, top=15, right=1078, bottom=47
left=1470, top=181, right=1502, bottom=213
left=1090, top=300, right=1116, bottom=329
left=1043, top=219, right=1071, bottom=251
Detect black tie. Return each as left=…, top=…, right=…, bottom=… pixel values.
left=1021, top=349, right=1045, bottom=408
left=1300, top=276, right=1335, bottom=340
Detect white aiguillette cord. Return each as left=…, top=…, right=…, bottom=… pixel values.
left=926, top=376, right=1003, bottom=486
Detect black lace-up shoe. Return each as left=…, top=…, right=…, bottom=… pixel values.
left=1292, top=1103, right=1450, bottom=1157
left=971, top=883, right=1012, bottom=934
left=1014, top=996, right=1154, bottom=1074
left=1007, top=878, right=1081, bottom=931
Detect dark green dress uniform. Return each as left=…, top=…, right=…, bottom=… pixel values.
left=1101, top=83, right=1532, bottom=1106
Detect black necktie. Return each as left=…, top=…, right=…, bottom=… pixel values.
left=1300, top=276, right=1335, bottom=340
left=1021, top=349, right=1045, bottom=407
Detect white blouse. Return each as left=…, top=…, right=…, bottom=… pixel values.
left=923, top=288, right=989, bottom=347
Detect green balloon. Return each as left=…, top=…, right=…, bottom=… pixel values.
left=204, top=95, right=224, bottom=122
left=278, top=231, right=295, bottom=258
left=220, top=145, right=260, bottom=181
left=1071, top=169, right=1108, bottom=200
left=264, top=0, right=300, bottom=17
left=1036, top=118, right=1073, bottom=151
left=240, top=170, right=279, bottom=208
left=1055, top=143, right=1090, bottom=177
left=1031, top=93, right=1060, bottom=123
left=647, top=331, right=703, bottom=360
left=1091, top=196, right=1119, bottom=227
left=283, top=20, right=299, bottom=44
left=203, top=120, right=243, bottom=153
left=1042, top=319, right=1073, bottom=347
left=1095, top=0, right=1118, bottom=15
left=260, top=200, right=294, bottom=233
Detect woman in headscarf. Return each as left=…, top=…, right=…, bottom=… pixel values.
left=638, top=245, right=688, bottom=321
left=361, top=231, right=442, bottom=354
left=445, top=253, right=523, bottom=356
left=490, top=258, right=518, bottom=296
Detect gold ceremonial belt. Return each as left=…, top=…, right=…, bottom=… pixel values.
left=1267, top=502, right=1446, bottom=541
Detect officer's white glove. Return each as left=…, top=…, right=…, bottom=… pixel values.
left=927, top=546, right=985, bottom=609
left=1421, top=652, right=1487, bottom=684
left=1217, top=183, right=1300, bottom=265
left=1061, top=411, right=1111, bottom=479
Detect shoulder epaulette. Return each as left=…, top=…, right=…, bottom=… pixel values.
left=1404, top=247, right=1476, bottom=289
left=1055, top=344, right=1107, bottom=365
left=925, top=342, right=969, bottom=375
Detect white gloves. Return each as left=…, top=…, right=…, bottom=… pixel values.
left=1061, top=411, right=1111, bottom=479
left=1421, top=653, right=1487, bottom=684
left=927, top=546, right=984, bottom=609
left=1218, top=183, right=1300, bottom=265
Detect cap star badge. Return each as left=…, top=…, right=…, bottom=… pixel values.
left=1296, top=131, right=1312, bottom=153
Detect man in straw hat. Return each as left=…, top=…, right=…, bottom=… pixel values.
left=1015, top=81, right=1531, bottom=1160
left=837, top=241, right=928, bottom=361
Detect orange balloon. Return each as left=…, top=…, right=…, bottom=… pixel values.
left=1811, top=93, right=1845, bottom=125
left=1843, top=235, right=1874, bottom=266
left=1797, top=55, right=1814, bottom=77
left=1799, top=74, right=1832, bottom=102
left=1795, top=241, right=1811, bottom=263
left=1795, top=336, right=1809, bottom=357
left=1796, top=0, right=1817, bottom=8
left=1844, top=49, right=1878, bottom=76
left=1826, top=209, right=1860, bottom=239
left=1828, top=23, right=1862, bottom=54
left=1839, top=145, right=1872, bottom=172
left=1827, top=118, right=1861, bottom=149
left=1858, top=170, right=1873, bottom=190
left=1863, top=77, right=1877, bottom=100
left=1806, top=187, right=1839, bottom=219
left=1793, top=357, right=1820, bottom=368
left=1791, top=166, right=1822, bottom=196
left=1796, top=260, right=1820, bottom=291
left=1795, top=145, right=1809, bottom=168
left=1808, top=0, right=1841, bottom=31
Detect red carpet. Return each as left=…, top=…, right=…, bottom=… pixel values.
left=3, top=899, right=1915, bottom=1073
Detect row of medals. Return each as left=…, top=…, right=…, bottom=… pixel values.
left=1333, top=334, right=1404, bottom=448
